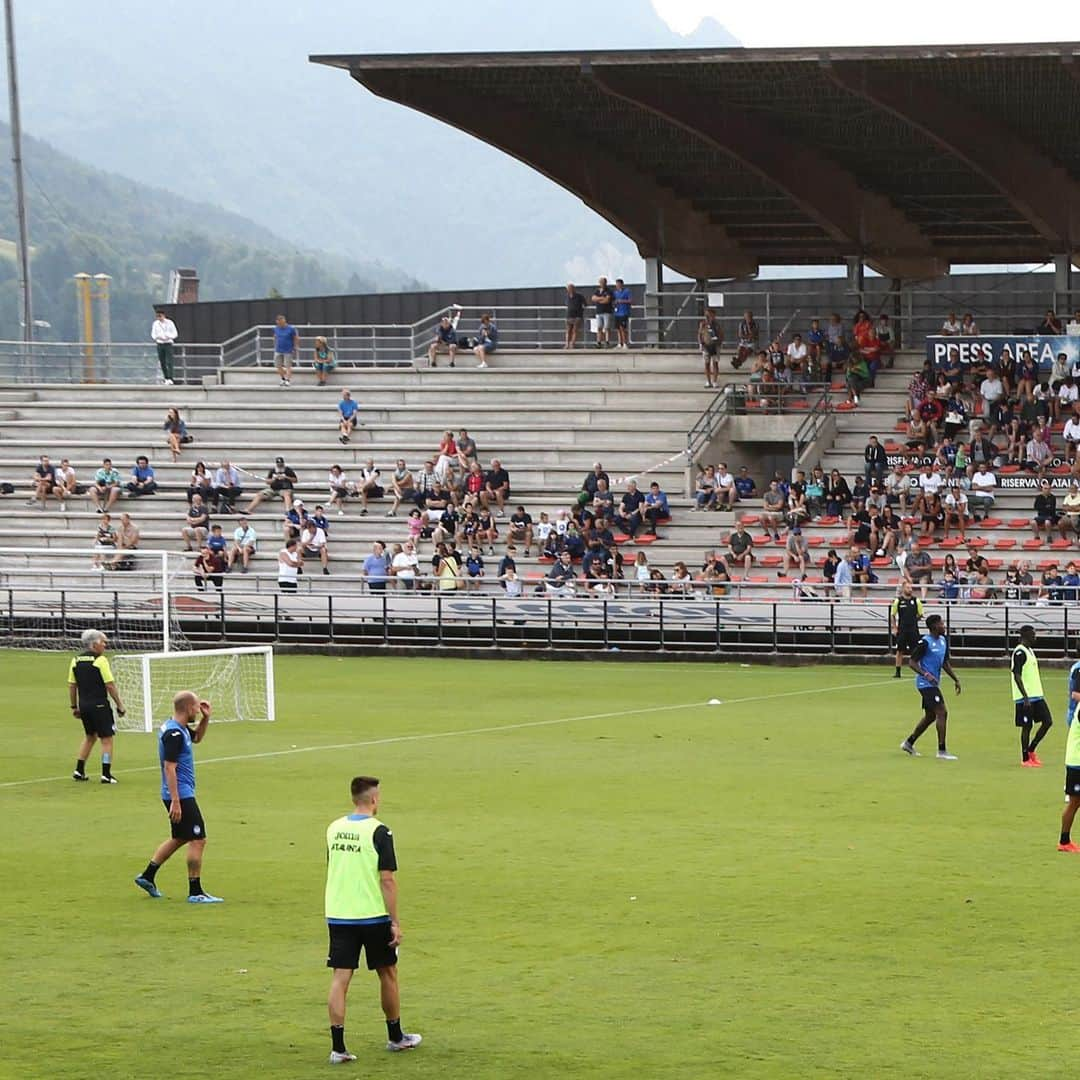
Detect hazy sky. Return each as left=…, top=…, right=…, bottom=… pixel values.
left=652, top=0, right=1080, bottom=43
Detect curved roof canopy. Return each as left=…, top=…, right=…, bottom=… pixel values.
left=312, top=43, right=1080, bottom=280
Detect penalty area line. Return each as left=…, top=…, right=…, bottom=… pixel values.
left=0, top=677, right=893, bottom=790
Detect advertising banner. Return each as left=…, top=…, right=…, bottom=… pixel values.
left=925, top=334, right=1080, bottom=373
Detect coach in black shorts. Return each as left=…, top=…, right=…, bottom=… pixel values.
left=68, top=628, right=125, bottom=784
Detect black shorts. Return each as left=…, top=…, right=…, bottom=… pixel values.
left=80, top=702, right=115, bottom=738
left=163, top=797, right=206, bottom=841
left=326, top=921, right=397, bottom=971
left=613, top=314, right=629, bottom=329
left=1014, top=698, right=1053, bottom=727
left=919, top=686, right=944, bottom=711
left=1066, top=767, right=1080, bottom=797
left=896, top=631, right=919, bottom=655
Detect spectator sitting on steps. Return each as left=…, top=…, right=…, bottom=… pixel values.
left=91, top=458, right=122, bottom=514
left=212, top=459, right=242, bottom=514
left=337, top=389, right=359, bottom=444
left=187, top=461, right=213, bottom=504
left=92, top=513, right=116, bottom=568
left=578, top=462, right=609, bottom=508
left=245, top=457, right=297, bottom=513
left=482, top=459, right=510, bottom=516
left=472, top=314, right=498, bottom=370
left=726, top=521, right=755, bottom=580
left=300, top=519, right=330, bottom=576
left=111, top=512, right=140, bottom=570
left=29, top=454, right=55, bottom=510
left=181, top=494, right=210, bottom=551
left=194, top=545, right=226, bottom=591
left=229, top=516, right=257, bottom=573
left=163, top=408, right=189, bottom=462
left=428, top=316, right=458, bottom=368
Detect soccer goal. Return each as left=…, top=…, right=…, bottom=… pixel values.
left=111, top=646, right=276, bottom=733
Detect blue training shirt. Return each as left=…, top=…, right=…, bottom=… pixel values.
left=613, top=288, right=632, bottom=317
left=338, top=398, right=358, bottom=421
left=1068, top=660, right=1080, bottom=726
left=273, top=324, right=297, bottom=353
left=914, top=633, right=948, bottom=690
left=159, top=718, right=196, bottom=800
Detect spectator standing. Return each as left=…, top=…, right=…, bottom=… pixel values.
left=590, top=277, right=614, bottom=348
left=91, top=458, right=122, bottom=513
left=612, top=279, right=632, bottom=349
left=181, top=494, right=210, bottom=551
left=278, top=539, right=302, bottom=591
left=212, top=460, right=243, bottom=514
left=229, top=516, right=258, bottom=573
left=564, top=284, right=585, bottom=348
left=391, top=540, right=420, bottom=590
left=698, top=307, right=724, bottom=388
left=127, top=455, right=158, bottom=497
left=151, top=310, right=178, bottom=384
left=363, top=542, right=390, bottom=592
left=338, top=389, right=360, bottom=444
left=428, top=316, right=458, bottom=368
left=876, top=315, right=895, bottom=366
left=313, top=336, right=336, bottom=387
left=472, top=314, right=498, bottom=370
left=273, top=314, right=299, bottom=386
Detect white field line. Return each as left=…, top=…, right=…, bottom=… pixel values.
left=1, top=678, right=895, bottom=790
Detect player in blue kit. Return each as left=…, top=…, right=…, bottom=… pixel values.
left=900, top=614, right=961, bottom=760
left=1067, top=656, right=1080, bottom=728
left=133, top=690, right=223, bottom=903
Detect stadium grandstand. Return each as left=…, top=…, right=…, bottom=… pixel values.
left=1, top=41, right=1079, bottom=661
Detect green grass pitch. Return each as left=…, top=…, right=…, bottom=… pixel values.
left=1, top=651, right=1075, bottom=1079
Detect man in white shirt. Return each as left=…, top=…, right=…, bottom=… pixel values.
left=940, top=312, right=962, bottom=336
left=1064, top=414, right=1080, bottom=463
left=228, top=517, right=258, bottom=573
left=151, top=310, right=179, bottom=385
left=714, top=463, right=737, bottom=510
left=786, top=334, right=808, bottom=390
left=980, top=372, right=1003, bottom=417
left=300, top=521, right=330, bottom=575
left=1058, top=376, right=1079, bottom=420
left=358, top=460, right=383, bottom=516
left=969, top=468, right=997, bottom=519
left=391, top=540, right=420, bottom=590
left=916, top=464, right=942, bottom=513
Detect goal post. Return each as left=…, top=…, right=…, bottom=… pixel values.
left=112, top=645, right=275, bottom=733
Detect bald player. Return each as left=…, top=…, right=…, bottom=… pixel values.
left=133, top=690, right=223, bottom=903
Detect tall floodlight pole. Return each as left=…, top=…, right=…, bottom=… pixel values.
left=4, top=0, right=32, bottom=344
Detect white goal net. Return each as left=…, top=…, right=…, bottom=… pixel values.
left=112, top=646, right=275, bottom=733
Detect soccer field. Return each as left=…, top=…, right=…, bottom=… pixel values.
left=2, top=651, right=1073, bottom=1079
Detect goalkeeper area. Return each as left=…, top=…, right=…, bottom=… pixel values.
left=3, top=652, right=1074, bottom=1079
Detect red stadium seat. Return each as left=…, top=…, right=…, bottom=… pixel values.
left=994, top=539, right=1017, bottom=549
left=967, top=537, right=988, bottom=548
left=634, top=535, right=658, bottom=545
left=818, top=515, right=839, bottom=526
left=806, top=536, right=825, bottom=547
left=940, top=537, right=963, bottom=548
left=835, top=401, right=856, bottom=411
left=1052, top=538, right=1072, bottom=550
left=917, top=535, right=935, bottom=545
left=1023, top=539, right=1044, bottom=550
left=980, top=518, right=1003, bottom=528
left=1000, top=465, right=1020, bottom=474
left=761, top=555, right=782, bottom=567
left=538, top=555, right=554, bottom=564
left=739, top=514, right=760, bottom=526
left=1008, top=518, right=1030, bottom=528
left=612, top=533, right=631, bottom=544
left=872, top=557, right=891, bottom=568
left=987, top=558, right=1004, bottom=569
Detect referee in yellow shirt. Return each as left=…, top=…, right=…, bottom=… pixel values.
left=325, top=776, right=421, bottom=1064
left=68, top=628, right=126, bottom=783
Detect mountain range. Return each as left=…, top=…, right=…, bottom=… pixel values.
left=6, top=0, right=737, bottom=303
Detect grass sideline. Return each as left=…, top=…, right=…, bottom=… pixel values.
left=1, top=651, right=1074, bottom=1079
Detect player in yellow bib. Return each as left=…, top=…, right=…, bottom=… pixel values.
left=325, top=776, right=421, bottom=1064
left=1012, top=625, right=1054, bottom=767
left=1059, top=687, right=1080, bottom=851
